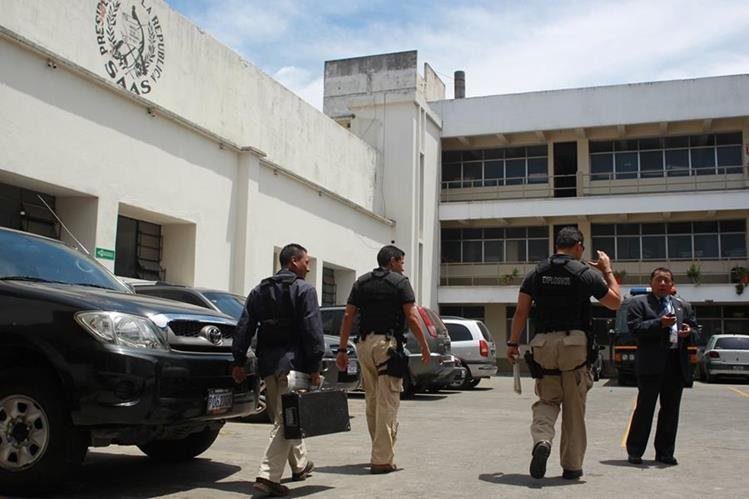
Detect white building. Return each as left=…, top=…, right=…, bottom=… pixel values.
left=0, top=0, right=441, bottom=307
left=2, top=1, right=747, bottom=362
left=324, top=56, right=749, bottom=363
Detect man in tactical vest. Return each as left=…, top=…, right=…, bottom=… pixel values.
left=335, top=245, right=430, bottom=474
left=232, top=243, right=325, bottom=497
left=507, top=227, right=621, bottom=480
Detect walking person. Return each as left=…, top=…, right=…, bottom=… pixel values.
left=232, top=243, right=326, bottom=497
left=625, top=267, right=697, bottom=466
left=507, top=227, right=621, bottom=480
left=335, top=245, right=430, bottom=474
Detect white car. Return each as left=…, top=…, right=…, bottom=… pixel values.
left=700, top=334, right=749, bottom=382
left=442, top=317, right=498, bottom=388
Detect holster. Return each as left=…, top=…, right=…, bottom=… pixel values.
left=377, top=346, right=409, bottom=379
left=524, top=350, right=544, bottom=379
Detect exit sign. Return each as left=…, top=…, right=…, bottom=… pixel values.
left=95, top=247, right=115, bottom=260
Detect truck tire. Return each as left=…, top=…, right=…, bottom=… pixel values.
left=138, top=426, right=222, bottom=461
left=0, top=369, right=87, bottom=497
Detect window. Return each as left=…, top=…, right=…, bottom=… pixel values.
left=694, top=305, right=749, bottom=340
left=592, top=220, right=747, bottom=261
left=589, top=132, right=742, bottom=179
left=442, top=145, right=548, bottom=188
left=446, top=323, right=473, bottom=342
left=440, top=305, right=485, bottom=321
left=0, top=182, right=59, bottom=239
left=115, top=216, right=165, bottom=280
left=441, top=226, right=549, bottom=263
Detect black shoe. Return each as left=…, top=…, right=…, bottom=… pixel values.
left=253, top=477, right=290, bottom=497
left=627, top=455, right=643, bottom=464
left=529, top=441, right=551, bottom=479
left=370, top=463, right=398, bottom=474
left=562, top=469, right=583, bottom=480
left=291, top=461, right=314, bottom=481
left=655, top=455, right=678, bottom=465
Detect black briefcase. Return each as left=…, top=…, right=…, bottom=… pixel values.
left=281, top=389, right=350, bottom=439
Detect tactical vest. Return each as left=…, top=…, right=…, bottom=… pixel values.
left=532, top=255, right=591, bottom=333
left=256, top=273, right=298, bottom=349
left=357, top=268, right=408, bottom=340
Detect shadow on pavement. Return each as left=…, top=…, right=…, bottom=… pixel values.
left=60, top=452, right=243, bottom=498
left=478, top=472, right=586, bottom=488
left=312, top=463, right=372, bottom=476
left=250, top=484, right=334, bottom=498
left=599, top=459, right=675, bottom=469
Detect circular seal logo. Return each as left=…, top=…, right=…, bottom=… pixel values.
left=95, top=0, right=165, bottom=95
left=200, top=325, right=223, bottom=346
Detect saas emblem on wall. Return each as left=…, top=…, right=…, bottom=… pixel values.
left=95, top=0, right=165, bottom=95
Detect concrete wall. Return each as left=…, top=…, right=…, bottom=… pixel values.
left=431, top=74, right=749, bottom=138
left=0, top=0, right=380, bottom=212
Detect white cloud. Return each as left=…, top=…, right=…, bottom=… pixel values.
left=167, top=0, right=749, bottom=108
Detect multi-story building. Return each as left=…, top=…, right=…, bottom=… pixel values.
left=325, top=54, right=749, bottom=363
left=432, top=76, right=749, bottom=361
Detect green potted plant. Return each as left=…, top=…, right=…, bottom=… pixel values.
left=613, top=269, right=626, bottom=284
left=501, top=267, right=520, bottom=285
left=730, top=266, right=748, bottom=284
left=687, top=262, right=701, bottom=284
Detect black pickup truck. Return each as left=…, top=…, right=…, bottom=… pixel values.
left=0, top=227, right=258, bottom=496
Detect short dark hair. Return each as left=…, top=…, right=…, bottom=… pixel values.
left=650, top=267, right=673, bottom=281
left=556, top=226, right=584, bottom=249
left=279, top=243, right=307, bottom=266
left=377, top=245, right=405, bottom=267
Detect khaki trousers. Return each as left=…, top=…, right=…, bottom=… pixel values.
left=357, top=334, right=402, bottom=466
left=529, top=330, right=593, bottom=471
left=257, top=373, right=308, bottom=483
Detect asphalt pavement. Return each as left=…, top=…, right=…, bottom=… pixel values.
left=32, top=376, right=749, bottom=498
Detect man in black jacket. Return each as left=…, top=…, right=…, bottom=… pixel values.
left=232, top=243, right=325, bottom=497
left=626, top=267, right=696, bottom=466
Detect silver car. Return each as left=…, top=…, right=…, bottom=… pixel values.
left=442, top=317, right=498, bottom=389
left=700, top=334, right=749, bottom=382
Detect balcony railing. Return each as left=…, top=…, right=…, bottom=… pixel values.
left=440, top=261, right=749, bottom=287
left=440, top=169, right=748, bottom=202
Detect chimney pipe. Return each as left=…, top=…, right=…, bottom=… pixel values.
left=454, top=70, right=465, bottom=99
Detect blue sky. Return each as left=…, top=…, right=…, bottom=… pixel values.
left=165, top=0, right=749, bottom=109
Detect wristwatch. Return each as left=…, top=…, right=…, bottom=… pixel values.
left=506, top=341, right=519, bottom=347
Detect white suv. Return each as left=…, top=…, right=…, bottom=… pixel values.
left=442, top=317, right=498, bottom=388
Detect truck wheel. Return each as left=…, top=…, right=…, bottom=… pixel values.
left=467, top=378, right=481, bottom=388
left=138, top=426, right=222, bottom=461
left=0, top=369, right=86, bottom=497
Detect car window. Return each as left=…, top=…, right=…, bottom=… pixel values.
left=477, top=322, right=494, bottom=342
left=0, top=230, right=129, bottom=292
left=446, top=323, right=472, bottom=342
left=715, top=337, right=749, bottom=350
left=203, top=292, right=245, bottom=320
left=321, top=309, right=360, bottom=338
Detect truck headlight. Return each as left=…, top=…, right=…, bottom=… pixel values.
left=75, top=311, right=168, bottom=350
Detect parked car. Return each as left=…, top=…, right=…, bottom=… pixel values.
left=0, top=227, right=259, bottom=496
left=699, top=334, right=749, bottom=383
left=135, top=283, right=360, bottom=422
left=320, top=305, right=464, bottom=398
left=441, top=317, right=497, bottom=389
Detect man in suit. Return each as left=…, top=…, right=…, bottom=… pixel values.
left=625, top=267, right=697, bottom=466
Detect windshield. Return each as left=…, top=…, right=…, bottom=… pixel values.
left=202, top=291, right=246, bottom=320
left=715, top=337, right=749, bottom=350
left=0, top=230, right=129, bottom=292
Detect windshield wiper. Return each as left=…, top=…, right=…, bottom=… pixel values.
left=70, top=282, right=116, bottom=290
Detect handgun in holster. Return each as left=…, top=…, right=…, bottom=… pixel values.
left=524, top=350, right=544, bottom=379
left=376, top=337, right=409, bottom=379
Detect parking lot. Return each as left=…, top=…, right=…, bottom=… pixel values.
left=40, top=376, right=748, bottom=499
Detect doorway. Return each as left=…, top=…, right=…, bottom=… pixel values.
left=553, top=142, right=577, bottom=197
